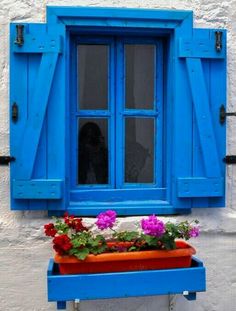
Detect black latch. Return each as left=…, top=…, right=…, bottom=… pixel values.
left=220, top=105, right=236, bottom=124
left=14, top=24, right=24, bottom=46
left=12, top=102, right=18, bottom=123
left=215, top=31, right=223, bottom=52
left=0, top=156, right=15, bottom=165
left=223, top=156, right=236, bottom=164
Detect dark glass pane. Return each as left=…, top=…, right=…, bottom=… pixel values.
left=125, top=118, right=154, bottom=183
left=78, top=45, right=108, bottom=110
left=125, top=45, right=155, bottom=110
left=78, top=119, right=108, bottom=184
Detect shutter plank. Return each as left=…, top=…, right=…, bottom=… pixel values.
left=186, top=58, right=221, bottom=178
left=16, top=52, right=59, bottom=179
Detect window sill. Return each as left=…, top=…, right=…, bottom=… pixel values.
left=55, top=200, right=190, bottom=216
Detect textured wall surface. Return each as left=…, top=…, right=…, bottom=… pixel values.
left=0, top=1, right=236, bottom=310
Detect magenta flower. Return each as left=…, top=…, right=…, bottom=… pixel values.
left=95, top=210, right=117, bottom=230
left=141, top=215, right=165, bottom=237
left=189, top=226, right=200, bottom=238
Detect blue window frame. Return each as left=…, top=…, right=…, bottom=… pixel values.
left=9, top=7, right=227, bottom=215
left=70, top=36, right=164, bottom=203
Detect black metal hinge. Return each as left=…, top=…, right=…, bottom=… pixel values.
left=0, top=156, right=15, bottom=165
left=12, top=102, right=18, bottom=123
left=215, top=31, right=223, bottom=52
left=220, top=105, right=236, bottom=124
left=223, top=156, right=236, bottom=164
left=14, top=24, right=24, bottom=46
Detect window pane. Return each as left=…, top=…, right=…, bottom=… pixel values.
left=125, top=45, right=155, bottom=110
left=78, top=45, right=108, bottom=110
left=125, top=118, right=154, bottom=183
left=78, top=119, right=108, bottom=184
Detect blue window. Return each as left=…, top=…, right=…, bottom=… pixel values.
left=70, top=37, right=163, bottom=200
left=9, top=7, right=227, bottom=215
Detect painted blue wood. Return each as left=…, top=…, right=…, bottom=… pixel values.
left=13, top=33, right=62, bottom=54
left=47, top=258, right=205, bottom=307
left=47, top=6, right=192, bottom=24
left=184, top=292, right=197, bottom=301
left=10, top=8, right=226, bottom=212
left=115, top=39, right=124, bottom=189
left=177, top=178, right=224, bottom=197
left=13, top=180, right=62, bottom=199
left=186, top=58, right=221, bottom=178
left=10, top=23, right=29, bottom=210
left=27, top=26, right=48, bottom=210
left=189, top=29, right=226, bottom=208
left=47, top=22, right=68, bottom=212
left=68, top=27, right=171, bottom=36
left=15, top=52, right=59, bottom=179
left=10, top=23, right=66, bottom=210
left=65, top=202, right=190, bottom=217
left=57, top=301, right=66, bottom=310
left=179, top=32, right=226, bottom=59
left=171, top=13, right=193, bottom=210
left=70, top=188, right=166, bottom=201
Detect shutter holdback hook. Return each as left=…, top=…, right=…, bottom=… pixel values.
left=219, top=105, right=236, bottom=124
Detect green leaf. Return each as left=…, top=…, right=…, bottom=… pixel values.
left=73, top=248, right=90, bottom=260
left=115, top=231, right=140, bottom=242
left=128, top=246, right=138, bottom=252
left=142, top=235, right=159, bottom=247
left=90, top=243, right=107, bottom=255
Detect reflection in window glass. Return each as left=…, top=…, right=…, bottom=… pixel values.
left=78, top=45, right=108, bottom=110
left=78, top=119, right=108, bottom=184
left=125, top=45, right=155, bottom=110
left=125, top=118, right=154, bottom=183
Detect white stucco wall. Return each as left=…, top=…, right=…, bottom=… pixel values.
left=1, top=1, right=236, bottom=310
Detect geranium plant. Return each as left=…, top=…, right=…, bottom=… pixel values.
left=44, top=210, right=199, bottom=260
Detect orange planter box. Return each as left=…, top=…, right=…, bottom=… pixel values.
left=54, top=240, right=196, bottom=275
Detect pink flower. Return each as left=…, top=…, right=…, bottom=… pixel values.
left=95, top=210, right=117, bottom=230
left=141, top=215, right=165, bottom=237
left=189, top=226, right=200, bottom=238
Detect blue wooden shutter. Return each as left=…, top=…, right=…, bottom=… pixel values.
left=174, top=28, right=226, bottom=208
left=10, top=23, right=66, bottom=210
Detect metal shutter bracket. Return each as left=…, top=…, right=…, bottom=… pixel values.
left=0, top=156, right=15, bottom=165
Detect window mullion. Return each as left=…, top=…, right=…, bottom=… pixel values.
left=115, top=38, right=124, bottom=189
left=109, top=40, right=116, bottom=188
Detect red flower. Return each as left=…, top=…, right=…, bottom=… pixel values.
left=44, top=223, right=57, bottom=237
left=64, top=213, right=88, bottom=232
left=64, top=213, right=75, bottom=226
left=53, top=244, right=64, bottom=255
left=72, top=218, right=88, bottom=232
left=53, top=234, right=73, bottom=255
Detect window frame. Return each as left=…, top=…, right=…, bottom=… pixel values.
left=46, top=6, right=193, bottom=215
left=70, top=35, right=165, bottom=204
left=59, top=7, right=188, bottom=214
